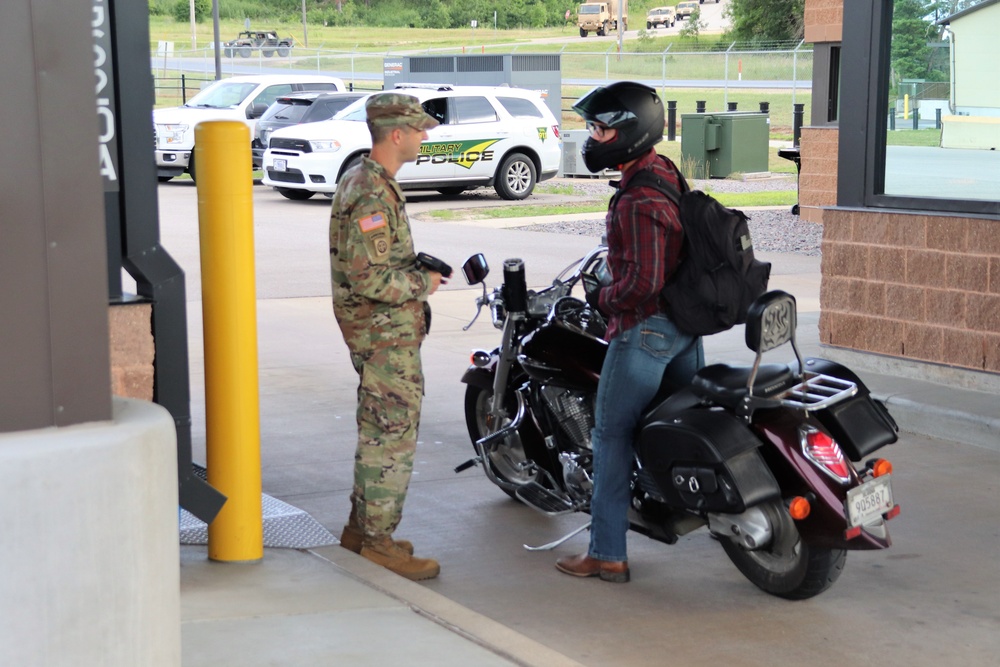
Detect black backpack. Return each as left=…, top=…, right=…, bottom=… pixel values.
left=621, top=158, right=771, bottom=336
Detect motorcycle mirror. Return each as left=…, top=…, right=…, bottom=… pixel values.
left=462, top=253, right=489, bottom=285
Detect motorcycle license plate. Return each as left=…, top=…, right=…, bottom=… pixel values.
left=273, top=158, right=287, bottom=172
left=846, top=475, right=894, bottom=527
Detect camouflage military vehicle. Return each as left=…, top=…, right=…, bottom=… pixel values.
left=223, top=31, right=294, bottom=58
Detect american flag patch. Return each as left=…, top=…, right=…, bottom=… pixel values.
left=358, top=212, right=387, bottom=233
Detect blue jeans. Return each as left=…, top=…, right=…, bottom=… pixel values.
left=588, top=314, right=703, bottom=562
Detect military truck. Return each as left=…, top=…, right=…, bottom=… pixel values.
left=577, top=1, right=628, bottom=37
left=223, top=30, right=294, bottom=58
left=646, top=5, right=676, bottom=28
left=675, top=0, right=699, bottom=19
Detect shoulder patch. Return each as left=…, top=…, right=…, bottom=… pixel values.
left=358, top=212, right=387, bottom=233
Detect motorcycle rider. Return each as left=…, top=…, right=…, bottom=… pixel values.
left=555, top=81, right=704, bottom=582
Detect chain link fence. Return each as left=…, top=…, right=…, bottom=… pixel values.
left=151, top=41, right=813, bottom=131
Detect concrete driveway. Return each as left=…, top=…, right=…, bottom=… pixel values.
left=160, top=181, right=1000, bottom=667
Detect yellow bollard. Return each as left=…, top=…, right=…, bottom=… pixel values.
left=904, top=94, right=910, bottom=120
left=195, top=121, right=263, bottom=563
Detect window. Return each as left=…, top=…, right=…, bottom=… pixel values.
left=838, top=0, right=998, bottom=216
left=828, top=47, right=841, bottom=123
left=261, top=99, right=313, bottom=123
left=422, top=98, right=448, bottom=124
left=497, top=96, right=545, bottom=119
left=299, top=82, right=340, bottom=92
left=452, top=96, right=499, bottom=124
left=186, top=81, right=258, bottom=108
left=810, top=44, right=841, bottom=126
left=253, top=84, right=294, bottom=110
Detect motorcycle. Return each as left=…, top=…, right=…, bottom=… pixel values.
left=455, top=246, right=902, bottom=600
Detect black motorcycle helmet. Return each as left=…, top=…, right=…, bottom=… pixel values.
left=572, top=81, right=664, bottom=172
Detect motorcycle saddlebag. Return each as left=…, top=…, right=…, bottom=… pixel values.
left=801, top=358, right=899, bottom=461
left=637, top=407, right=780, bottom=513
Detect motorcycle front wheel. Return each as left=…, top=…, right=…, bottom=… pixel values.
left=720, top=501, right=847, bottom=600
left=464, top=384, right=539, bottom=499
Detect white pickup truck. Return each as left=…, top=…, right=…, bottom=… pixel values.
left=154, top=74, right=345, bottom=181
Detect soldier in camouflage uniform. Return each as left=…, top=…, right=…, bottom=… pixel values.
left=329, top=92, right=445, bottom=581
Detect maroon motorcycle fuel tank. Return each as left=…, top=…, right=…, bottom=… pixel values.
left=519, top=319, right=607, bottom=391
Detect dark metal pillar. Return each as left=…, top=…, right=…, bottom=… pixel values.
left=104, top=0, right=225, bottom=522
left=793, top=103, right=805, bottom=147
left=1, top=0, right=112, bottom=431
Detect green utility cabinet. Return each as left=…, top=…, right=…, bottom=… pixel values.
left=681, top=112, right=769, bottom=179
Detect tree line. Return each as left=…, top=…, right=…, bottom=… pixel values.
left=151, top=0, right=988, bottom=61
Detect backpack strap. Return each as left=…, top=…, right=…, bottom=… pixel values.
left=617, top=155, right=689, bottom=206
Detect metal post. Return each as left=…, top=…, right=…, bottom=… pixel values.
left=301, top=0, right=308, bottom=47
left=912, top=106, right=920, bottom=130
left=792, top=39, right=804, bottom=107
left=696, top=100, right=706, bottom=113
left=936, top=107, right=942, bottom=130
left=212, top=0, right=221, bottom=80
left=617, top=0, right=624, bottom=54
left=727, top=102, right=738, bottom=111
left=889, top=102, right=895, bottom=131
left=195, top=121, right=263, bottom=563
left=759, top=101, right=770, bottom=114
left=667, top=101, right=677, bottom=141
left=793, top=103, right=805, bottom=147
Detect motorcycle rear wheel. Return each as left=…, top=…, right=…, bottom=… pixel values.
left=720, top=501, right=847, bottom=600
left=464, top=384, right=539, bottom=499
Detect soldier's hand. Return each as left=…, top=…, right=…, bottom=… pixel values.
left=427, top=271, right=445, bottom=294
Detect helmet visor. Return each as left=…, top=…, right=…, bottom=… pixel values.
left=572, top=87, right=636, bottom=128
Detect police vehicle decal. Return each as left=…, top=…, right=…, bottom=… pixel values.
left=416, top=139, right=501, bottom=170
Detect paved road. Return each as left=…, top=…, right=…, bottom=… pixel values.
left=157, top=181, right=1000, bottom=667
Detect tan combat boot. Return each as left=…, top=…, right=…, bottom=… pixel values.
left=359, top=536, right=440, bottom=581
left=339, top=523, right=413, bottom=555
left=339, top=501, right=413, bottom=555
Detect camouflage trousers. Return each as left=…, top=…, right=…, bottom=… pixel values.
left=348, top=343, right=423, bottom=538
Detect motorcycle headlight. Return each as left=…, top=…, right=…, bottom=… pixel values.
left=156, top=124, right=189, bottom=145
left=309, top=139, right=342, bottom=152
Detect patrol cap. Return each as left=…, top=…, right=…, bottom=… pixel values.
left=366, top=92, right=439, bottom=130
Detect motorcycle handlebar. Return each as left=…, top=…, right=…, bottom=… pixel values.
left=502, top=258, right=528, bottom=314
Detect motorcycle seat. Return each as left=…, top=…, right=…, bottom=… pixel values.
left=690, top=363, right=798, bottom=408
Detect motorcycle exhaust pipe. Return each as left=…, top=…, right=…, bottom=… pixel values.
left=502, top=258, right=528, bottom=315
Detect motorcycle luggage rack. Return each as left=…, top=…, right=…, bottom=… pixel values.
left=775, top=373, right=857, bottom=411
left=744, top=291, right=857, bottom=414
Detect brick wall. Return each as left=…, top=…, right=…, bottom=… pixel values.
left=804, top=0, right=842, bottom=43
left=798, top=127, right=839, bottom=223
left=108, top=303, right=155, bottom=400
left=819, top=210, right=1000, bottom=372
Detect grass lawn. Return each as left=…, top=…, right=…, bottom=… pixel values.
left=886, top=128, right=941, bottom=147
left=426, top=187, right=797, bottom=220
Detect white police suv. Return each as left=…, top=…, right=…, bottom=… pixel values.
left=261, top=84, right=562, bottom=200
left=154, top=74, right=345, bottom=182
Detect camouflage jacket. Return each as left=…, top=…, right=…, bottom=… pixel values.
left=329, top=157, right=432, bottom=352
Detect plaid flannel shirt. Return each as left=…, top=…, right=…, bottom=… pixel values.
left=598, top=150, right=684, bottom=341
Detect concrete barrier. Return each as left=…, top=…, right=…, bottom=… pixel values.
left=0, top=398, right=180, bottom=667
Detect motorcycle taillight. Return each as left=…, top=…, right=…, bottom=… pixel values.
left=800, top=426, right=851, bottom=483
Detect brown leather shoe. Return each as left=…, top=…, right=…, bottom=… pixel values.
left=360, top=536, right=440, bottom=581
left=555, top=553, right=630, bottom=583
left=339, top=523, right=413, bottom=555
